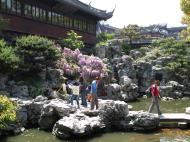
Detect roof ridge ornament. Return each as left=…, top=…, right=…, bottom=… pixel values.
left=112, top=4, right=116, bottom=13
left=89, top=1, right=92, bottom=7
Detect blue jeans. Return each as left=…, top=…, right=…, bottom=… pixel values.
left=71, top=94, right=80, bottom=108
left=81, top=92, right=87, bottom=107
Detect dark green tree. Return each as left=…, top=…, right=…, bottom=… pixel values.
left=16, top=35, right=60, bottom=71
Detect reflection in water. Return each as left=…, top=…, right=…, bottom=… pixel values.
left=1, top=129, right=190, bottom=142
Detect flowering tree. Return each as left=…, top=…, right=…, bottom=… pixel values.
left=63, top=48, right=107, bottom=81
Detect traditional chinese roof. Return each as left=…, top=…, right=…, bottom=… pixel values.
left=55, top=0, right=114, bottom=20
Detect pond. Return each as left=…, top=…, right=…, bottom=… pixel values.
left=1, top=98, right=190, bottom=142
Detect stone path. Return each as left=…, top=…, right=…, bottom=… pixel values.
left=156, top=113, right=190, bottom=122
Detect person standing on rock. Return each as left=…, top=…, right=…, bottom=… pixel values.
left=69, top=79, right=80, bottom=109
left=148, top=80, right=162, bottom=115
left=79, top=76, right=88, bottom=107
left=90, top=76, right=99, bottom=110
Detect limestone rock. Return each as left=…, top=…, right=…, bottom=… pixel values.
left=160, top=81, right=185, bottom=99
left=99, top=100, right=129, bottom=127
left=52, top=112, right=105, bottom=139
left=126, top=111, right=160, bottom=131
left=12, top=85, right=29, bottom=97
left=106, top=83, right=121, bottom=98
left=39, top=99, right=76, bottom=130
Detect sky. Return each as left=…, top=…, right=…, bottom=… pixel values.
left=80, top=0, right=185, bottom=28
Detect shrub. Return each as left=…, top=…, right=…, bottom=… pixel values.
left=139, top=38, right=190, bottom=80
left=0, top=95, right=17, bottom=128
left=121, top=42, right=132, bottom=54
left=0, top=39, right=19, bottom=73
left=16, top=35, right=60, bottom=71
left=59, top=30, right=84, bottom=50
left=139, top=46, right=152, bottom=56
left=97, top=32, right=115, bottom=42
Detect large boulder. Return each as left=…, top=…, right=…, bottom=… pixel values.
left=160, top=81, right=185, bottom=99
left=99, top=100, right=129, bottom=128
left=11, top=84, right=29, bottom=98
left=52, top=112, right=105, bottom=139
left=106, top=83, right=121, bottom=99
left=10, top=97, right=33, bottom=127
left=120, top=76, right=138, bottom=102
left=126, top=111, right=160, bottom=131
left=117, top=55, right=136, bottom=79
left=39, top=99, right=76, bottom=130
left=27, top=96, right=48, bottom=126
left=47, top=68, right=64, bottom=88
left=105, top=40, right=122, bottom=59
left=135, top=61, right=152, bottom=92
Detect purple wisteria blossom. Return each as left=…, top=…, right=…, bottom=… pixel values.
left=63, top=47, right=107, bottom=80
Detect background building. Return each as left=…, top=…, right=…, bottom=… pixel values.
left=0, top=0, right=113, bottom=45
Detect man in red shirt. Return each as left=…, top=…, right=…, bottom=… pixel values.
left=148, top=80, right=162, bottom=115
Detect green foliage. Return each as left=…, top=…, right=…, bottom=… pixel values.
left=180, top=0, right=190, bottom=40
left=0, top=39, right=19, bottom=73
left=121, top=42, right=132, bottom=54
left=180, top=0, right=190, bottom=15
left=153, top=38, right=187, bottom=55
left=0, top=95, right=17, bottom=128
left=16, top=35, right=60, bottom=71
left=139, top=38, right=190, bottom=79
left=97, top=32, right=115, bottom=42
left=96, top=41, right=109, bottom=46
left=139, top=46, right=152, bottom=56
left=121, top=24, right=141, bottom=44
left=59, top=30, right=84, bottom=50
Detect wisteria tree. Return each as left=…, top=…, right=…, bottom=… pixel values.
left=63, top=47, right=107, bottom=81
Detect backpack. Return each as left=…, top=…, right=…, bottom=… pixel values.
left=146, top=87, right=152, bottom=97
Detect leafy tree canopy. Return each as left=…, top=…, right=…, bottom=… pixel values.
left=59, top=30, right=84, bottom=50
left=120, top=24, right=141, bottom=44
left=180, top=0, right=190, bottom=40
left=16, top=35, right=60, bottom=71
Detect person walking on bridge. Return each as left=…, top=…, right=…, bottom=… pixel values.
left=148, top=80, right=162, bottom=115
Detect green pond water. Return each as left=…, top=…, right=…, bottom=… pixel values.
left=1, top=98, right=190, bottom=142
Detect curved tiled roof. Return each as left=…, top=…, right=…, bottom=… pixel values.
left=56, top=0, right=113, bottom=20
